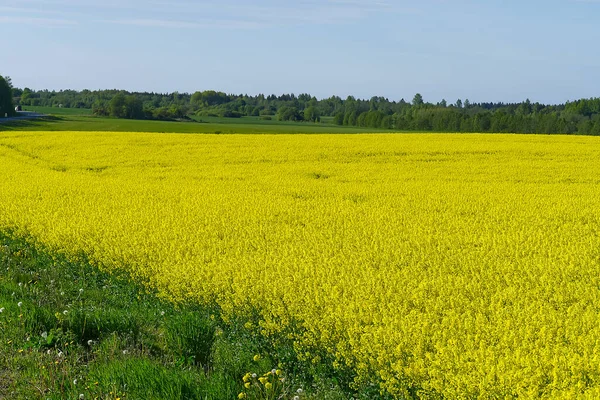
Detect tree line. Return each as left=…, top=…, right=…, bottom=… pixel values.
left=9, top=81, right=600, bottom=135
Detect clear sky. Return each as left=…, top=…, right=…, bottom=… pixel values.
left=1, top=0, right=599, bottom=104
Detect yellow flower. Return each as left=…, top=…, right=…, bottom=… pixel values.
left=238, top=393, right=246, bottom=399
left=5, top=131, right=600, bottom=399
left=258, top=377, right=267, bottom=385
left=253, top=354, right=261, bottom=362
left=244, top=382, right=251, bottom=389
left=243, top=373, right=251, bottom=382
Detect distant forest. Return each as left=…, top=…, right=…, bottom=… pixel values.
left=10, top=83, right=600, bottom=135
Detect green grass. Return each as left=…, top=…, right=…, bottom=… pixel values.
left=1, top=114, right=388, bottom=134
left=22, top=106, right=92, bottom=116
left=0, top=231, right=381, bottom=399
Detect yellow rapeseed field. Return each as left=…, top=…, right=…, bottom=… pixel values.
left=1, top=131, right=600, bottom=398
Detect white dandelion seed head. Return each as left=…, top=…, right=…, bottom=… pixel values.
left=0, top=307, right=4, bottom=313
left=79, top=394, right=84, bottom=399
left=41, top=332, right=48, bottom=339
left=63, top=310, right=68, bottom=315
left=73, top=379, right=77, bottom=385
left=79, top=288, right=84, bottom=293
left=17, top=302, right=23, bottom=307
left=87, top=340, right=93, bottom=346
left=251, top=373, right=257, bottom=378
left=18, top=282, right=23, bottom=287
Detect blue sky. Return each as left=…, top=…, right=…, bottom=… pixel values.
left=1, top=0, right=599, bottom=104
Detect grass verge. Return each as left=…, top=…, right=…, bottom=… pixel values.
left=0, top=231, right=383, bottom=399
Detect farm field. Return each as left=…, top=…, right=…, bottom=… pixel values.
left=1, top=131, right=600, bottom=398
left=3, top=110, right=387, bottom=134
left=22, top=105, right=93, bottom=115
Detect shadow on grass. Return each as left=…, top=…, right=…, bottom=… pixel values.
left=0, top=115, right=64, bottom=131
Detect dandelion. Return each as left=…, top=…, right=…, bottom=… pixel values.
left=237, top=393, right=246, bottom=399
left=73, top=379, right=78, bottom=385
left=265, top=382, right=272, bottom=390
left=41, top=332, right=48, bottom=340
left=60, top=292, right=64, bottom=296
left=63, top=310, right=68, bottom=315
left=122, top=350, right=128, bottom=355
left=297, top=388, right=303, bottom=394
left=79, top=288, right=84, bottom=293
left=271, top=368, right=277, bottom=375
left=251, top=373, right=257, bottom=379
left=160, top=311, right=165, bottom=316
left=57, top=351, right=63, bottom=358
left=79, top=395, right=84, bottom=399
left=293, top=397, right=300, bottom=400
left=87, top=340, right=94, bottom=346
left=0, top=308, right=4, bottom=313
left=17, top=302, right=23, bottom=307
left=244, top=382, right=251, bottom=388
left=18, top=282, right=23, bottom=287
left=253, top=354, right=261, bottom=362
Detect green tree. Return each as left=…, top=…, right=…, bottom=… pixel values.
left=109, top=93, right=126, bottom=118
left=333, top=112, right=344, bottom=125
left=304, top=106, right=320, bottom=122
left=92, top=100, right=109, bottom=116
left=124, top=95, right=144, bottom=119
left=0, top=75, right=15, bottom=117
left=277, top=106, right=303, bottom=122
left=412, top=93, right=424, bottom=107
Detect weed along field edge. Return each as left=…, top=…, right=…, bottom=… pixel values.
left=0, top=232, right=329, bottom=400
left=2, top=131, right=600, bottom=399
